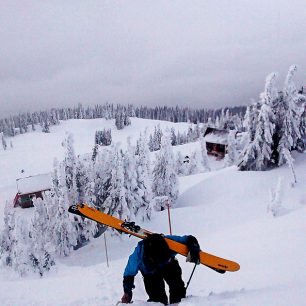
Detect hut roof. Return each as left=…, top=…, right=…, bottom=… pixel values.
left=16, top=173, right=52, bottom=195
left=204, top=128, right=230, bottom=145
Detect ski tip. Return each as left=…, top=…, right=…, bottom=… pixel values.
left=68, top=203, right=85, bottom=213
left=68, top=204, right=84, bottom=216
left=68, top=205, right=78, bottom=213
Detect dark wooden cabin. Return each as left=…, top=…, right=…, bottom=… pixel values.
left=204, top=127, right=232, bottom=159
left=13, top=173, right=52, bottom=208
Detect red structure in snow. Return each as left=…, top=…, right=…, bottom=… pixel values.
left=13, top=173, right=52, bottom=208
left=204, top=127, right=235, bottom=159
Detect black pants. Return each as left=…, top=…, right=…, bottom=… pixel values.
left=143, top=258, right=186, bottom=305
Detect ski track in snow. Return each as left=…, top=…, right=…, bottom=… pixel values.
left=0, top=118, right=306, bottom=305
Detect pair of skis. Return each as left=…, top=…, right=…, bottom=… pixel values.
left=68, top=204, right=240, bottom=273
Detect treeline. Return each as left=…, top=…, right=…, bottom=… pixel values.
left=0, top=102, right=246, bottom=138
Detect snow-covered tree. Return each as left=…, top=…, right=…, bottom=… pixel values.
left=52, top=164, right=78, bottom=257
left=0, top=202, right=16, bottom=267
left=75, top=158, right=89, bottom=204
left=240, top=73, right=277, bottom=171
left=115, top=107, right=131, bottom=130
left=170, top=128, right=177, bottom=146
left=102, top=146, right=130, bottom=222
left=136, top=132, right=153, bottom=220
left=254, top=73, right=277, bottom=170
left=175, top=151, right=186, bottom=176
left=62, top=133, right=86, bottom=245
left=95, top=129, right=112, bottom=146
left=30, top=198, right=55, bottom=276
left=224, top=130, right=238, bottom=167
left=243, top=103, right=258, bottom=139
left=11, top=218, right=31, bottom=276
left=149, top=125, right=163, bottom=151
left=268, top=176, right=285, bottom=217
left=277, top=66, right=303, bottom=165
left=151, top=196, right=169, bottom=211
left=123, top=138, right=141, bottom=219
left=238, top=140, right=258, bottom=171
left=93, top=147, right=113, bottom=211
left=283, top=148, right=297, bottom=186
left=42, top=120, right=50, bottom=133
left=1, top=132, right=7, bottom=150
left=199, top=136, right=211, bottom=171
left=283, top=65, right=302, bottom=148
left=187, top=150, right=201, bottom=175
left=62, top=133, right=77, bottom=204
left=152, top=131, right=179, bottom=203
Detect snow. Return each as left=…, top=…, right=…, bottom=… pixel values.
left=204, top=129, right=229, bottom=145
left=204, top=133, right=228, bottom=145
left=1, top=118, right=306, bottom=305
left=16, top=173, right=52, bottom=194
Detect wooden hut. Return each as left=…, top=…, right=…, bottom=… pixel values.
left=204, top=127, right=232, bottom=159
left=13, top=173, right=52, bottom=208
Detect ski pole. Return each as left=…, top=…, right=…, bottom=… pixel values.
left=185, top=263, right=197, bottom=291
left=167, top=200, right=172, bottom=235
left=104, top=233, right=109, bottom=268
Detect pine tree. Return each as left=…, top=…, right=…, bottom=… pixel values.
left=240, top=73, right=277, bottom=170
left=75, top=158, right=88, bottom=204
left=62, top=133, right=77, bottom=204
left=30, top=198, right=55, bottom=276
left=123, top=139, right=141, bottom=220
left=268, top=176, right=284, bottom=217
left=92, top=144, right=99, bottom=162
left=11, top=218, right=31, bottom=276
left=283, top=148, right=297, bottom=186
left=152, top=131, right=179, bottom=204
left=199, top=136, right=211, bottom=171
left=1, top=132, right=7, bottom=150
left=170, top=128, right=177, bottom=146
left=175, top=151, right=186, bottom=176
left=187, top=150, right=201, bottom=175
left=115, top=109, right=125, bottom=130
left=93, top=147, right=113, bottom=212
left=62, top=133, right=84, bottom=245
left=152, top=125, right=163, bottom=151
left=104, top=146, right=129, bottom=220
left=277, top=65, right=303, bottom=164
left=135, top=132, right=153, bottom=220
left=42, top=120, right=50, bottom=133
left=52, top=164, right=77, bottom=257
left=0, top=202, right=16, bottom=267
left=224, top=130, right=238, bottom=167
left=283, top=65, right=302, bottom=148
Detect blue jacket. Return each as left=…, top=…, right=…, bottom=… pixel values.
left=123, top=235, right=190, bottom=277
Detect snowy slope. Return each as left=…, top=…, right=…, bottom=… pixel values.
left=0, top=118, right=306, bottom=306
left=0, top=118, right=191, bottom=222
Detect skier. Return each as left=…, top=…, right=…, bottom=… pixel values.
left=120, top=233, right=201, bottom=305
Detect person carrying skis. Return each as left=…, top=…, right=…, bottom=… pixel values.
left=121, top=233, right=201, bottom=305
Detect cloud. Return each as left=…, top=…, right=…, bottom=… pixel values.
left=0, top=0, right=305, bottom=116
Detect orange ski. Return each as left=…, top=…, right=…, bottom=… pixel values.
left=68, top=204, right=240, bottom=272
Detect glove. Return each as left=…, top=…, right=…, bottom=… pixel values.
left=186, top=235, right=200, bottom=265
left=121, top=292, right=132, bottom=303
left=123, top=276, right=135, bottom=293
left=186, top=250, right=200, bottom=264
left=122, top=276, right=134, bottom=303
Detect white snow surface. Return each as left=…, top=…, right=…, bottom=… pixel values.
left=1, top=118, right=306, bottom=306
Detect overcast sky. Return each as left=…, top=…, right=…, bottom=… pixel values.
left=0, top=0, right=305, bottom=116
